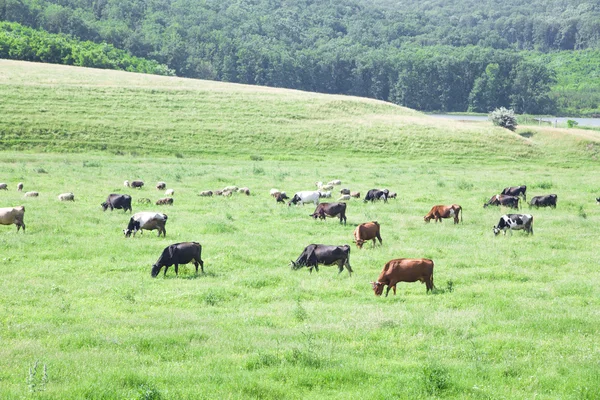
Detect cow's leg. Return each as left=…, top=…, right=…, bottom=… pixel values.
left=392, top=285, right=397, bottom=295
left=344, top=259, right=353, bottom=276
left=199, top=259, right=204, bottom=273
left=385, top=285, right=391, bottom=297
left=193, top=260, right=199, bottom=274
left=337, top=260, right=344, bottom=274
left=174, top=264, right=179, bottom=276
left=376, top=233, right=382, bottom=245
left=163, top=266, right=169, bottom=276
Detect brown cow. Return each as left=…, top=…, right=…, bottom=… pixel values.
left=424, top=204, right=462, bottom=224
left=0, top=206, right=25, bottom=232
left=350, top=191, right=360, bottom=198
left=156, top=197, right=174, bottom=205
left=371, top=258, right=435, bottom=297
left=353, top=221, right=382, bottom=249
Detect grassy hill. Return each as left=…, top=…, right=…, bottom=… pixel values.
left=1, top=60, right=600, bottom=399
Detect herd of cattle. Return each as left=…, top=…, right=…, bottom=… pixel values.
left=0, top=179, right=564, bottom=296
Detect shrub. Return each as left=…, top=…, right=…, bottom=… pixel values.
left=567, top=120, right=579, bottom=128
left=489, top=107, right=518, bottom=131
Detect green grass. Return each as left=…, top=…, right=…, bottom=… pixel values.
left=1, top=60, right=600, bottom=399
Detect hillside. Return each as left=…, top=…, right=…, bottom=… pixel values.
left=2, top=60, right=599, bottom=164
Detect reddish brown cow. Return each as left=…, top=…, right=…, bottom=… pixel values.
left=424, top=204, right=462, bottom=224
left=353, top=221, right=382, bottom=249
left=371, top=258, right=435, bottom=297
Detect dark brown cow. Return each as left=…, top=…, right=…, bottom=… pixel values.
left=529, top=194, right=557, bottom=208
left=310, top=202, right=347, bottom=224
left=371, top=258, right=435, bottom=297
left=502, top=185, right=527, bottom=201
left=483, top=194, right=520, bottom=209
left=353, top=221, right=382, bottom=249
left=424, top=204, right=462, bottom=224
left=130, top=180, right=144, bottom=189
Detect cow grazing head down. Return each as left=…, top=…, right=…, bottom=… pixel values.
left=152, top=242, right=204, bottom=277
left=370, top=281, right=385, bottom=296
left=493, top=214, right=533, bottom=236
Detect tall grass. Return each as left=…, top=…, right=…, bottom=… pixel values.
left=0, top=61, right=600, bottom=399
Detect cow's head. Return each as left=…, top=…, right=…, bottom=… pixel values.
left=288, top=195, right=300, bottom=206
left=290, top=260, right=301, bottom=270
left=492, top=226, right=501, bottom=236
left=101, top=202, right=109, bottom=211
left=596, top=197, right=600, bottom=204
left=353, top=239, right=365, bottom=249
left=151, top=263, right=162, bottom=277
left=370, top=281, right=384, bottom=296
left=424, top=215, right=432, bottom=223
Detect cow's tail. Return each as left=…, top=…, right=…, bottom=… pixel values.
left=460, top=206, right=463, bottom=223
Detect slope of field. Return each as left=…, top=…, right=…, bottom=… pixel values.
left=1, top=61, right=600, bottom=399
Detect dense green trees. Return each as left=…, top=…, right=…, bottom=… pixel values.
left=1, top=0, right=598, bottom=113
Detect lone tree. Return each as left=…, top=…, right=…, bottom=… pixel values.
left=489, top=107, right=517, bottom=131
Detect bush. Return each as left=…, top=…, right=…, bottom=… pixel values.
left=567, top=119, right=579, bottom=128
left=489, top=107, right=518, bottom=131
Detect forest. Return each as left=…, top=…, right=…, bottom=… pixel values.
left=1, top=0, right=599, bottom=115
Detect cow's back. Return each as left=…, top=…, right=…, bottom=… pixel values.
left=381, top=258, right=434, bottom=282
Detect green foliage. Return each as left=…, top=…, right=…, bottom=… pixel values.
left=567, top=119, right=579, bottom=128
left=490, top=107, right=518, bottom=131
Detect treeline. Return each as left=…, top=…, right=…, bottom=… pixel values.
left=2, top=0, right=598, bottom=113
left=0, top=22, right=173, bottom=75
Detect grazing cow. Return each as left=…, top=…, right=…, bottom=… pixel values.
left=311, top=202, right=347, bottom=224
left=223, top=186, right=238, bottom=192
left=156, top=197, right=174, bottom=205
left=353, top=221, right=382, bottom=249
left=222, top=190, right=233, bottom=197
left=340, top=188, right=350, bottom=195
left=288, top=191, right=320, bottom=206
left=0, top=206, right=25, bottom=232
left=24, top=191, right=39, bottom=197
left=151, top=242, right=204, bottom=277
left=138, top=198, right=151, bottom=204
left=238, top=187, right=250, bottom=195
left=214, top=190, right=223, bottom=196
left=17, top=182, right=23, bottom=191
left=165, top=189, right=174, bottom=196
left=388, top=192, right=397, bottom=199
left=130, top=180, right=144, bottom=189
left=529, top=194, right=557, bottom=208
left=156, top=182, right=166, bottom=190
left=338, top=194, right=351, bottom=201
left=483, top=194, right=520, bottom=209
left=493, top=214, right=533, bottom=236
left=328, top=180, right=342, bottom=186
left=101, top=194, right=132, bottom=212
left=124, top=180, right=130, bottom=187
left=58, top=192, right=75, bottom=201
left=290, top=244, right=352, bottom=275
left=502, top=185, right=527, bottom=201
left=318, top=191, right=331, bottom=198
left=350, top=191, right=360, bottom=198
left=124, top=212, right=168, bottom=237
left=199, top=190, right=213, bottom=197
left=364, top=189, right=389, bottom=203
left=0, top=183, right=7, bottom=190
left=371, top=258, right=435, bottom=297
left=424, top=204, right=462, bottom=224
left=319, top=184, right=334, bottom=191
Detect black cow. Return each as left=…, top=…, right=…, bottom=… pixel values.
left=483, top=194, right=520, bottom=209
left=501, top=185, right=527, bottom=201
left=493, top=214, right=534, bottom=236
left=101, top=194, right=132, bottom=212
left=290, top=244, right=352, bottom=276
left=364, top=189, right=389, bottom=203
left=310, top=202, right=347, bottom=224
left=529, top=194, right=557, bottom=208
left=275, top=193, right=289, bottom=203
left=151, top=242, right=204, bottom=277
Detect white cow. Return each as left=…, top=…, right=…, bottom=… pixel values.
left=24, top=191, right=39, bottom=197
left=165, top=189, right=175, bottom=196
left=0, top=206, right=25, bottom=232
left=338, top=194, right=351, bottom=201
left=124, top=212, right=168, bottom=237
left=288, top=191, right=320, bottom=206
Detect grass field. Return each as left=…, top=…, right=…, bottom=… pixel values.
left=1, top=60, right=600, bottom=399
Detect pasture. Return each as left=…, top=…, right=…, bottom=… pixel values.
left=1, top=60, right=600, bottom=399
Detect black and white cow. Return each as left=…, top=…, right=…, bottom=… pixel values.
left=290, top=244, right=353, bottom=276
left=529, top=194, right=557, bottom=208
left=364, top=189, right=389, bottom=203
left=501, top=185, right=527, bottom=202
left=124, top=212, right=168, bottom=237
left=288, top=191, right=320, bottom=206
left=102, top=194, right=132, bottom=212
left=493, top=214, right=533, bottom=236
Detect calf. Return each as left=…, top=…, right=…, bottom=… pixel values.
left=288, top=191, right=320, bottom=206
left=238, top=187, right=250, bottom=195
left=340, top=188, right=350, bottom=195
left=58, top=192, right=75, bottom=201
left=424, top=204, right=462, bottom=224
left=130, top=180, right=144, bottom=189
left=350, top=191, right=361, bottom=198
left=101, top=194, right=132, bottom=212
left=0, top=206, right=25, bottom=232
left=276, top=193, right=289, bottom=203
left=124, top=212, right=168, bottom=237
left=502, top=185, right=527, bottom=202
left=483, top=194, right=520, bottom=209
left=310, top=202, right=347, bottom=224
left=493, top=214, right=533, bottom=236
left=529, top=194, right=557, bottom=208
left=24, top=191, right=39, bottom=197
left=0, top=183, right=7, bottom=190
left=338, top=194, right=351, bottom=201
left=199, top=190, right=213, bottom=197
left=17, top=182, right=23, bottom=191
left=371, top=258, right=435, bottom=296
left=165, top=188, right=174, bottom=196
left=156, top=181, right=166, bottom=190
left=353, top=221, right=382, bottom=249
left=152, top=242, right=204, bottom=277
left=328, top=180, right=342, bottom=186
left=291, top=244, right=352, bottom=276
left=156, top=197, right=174, bottom=205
